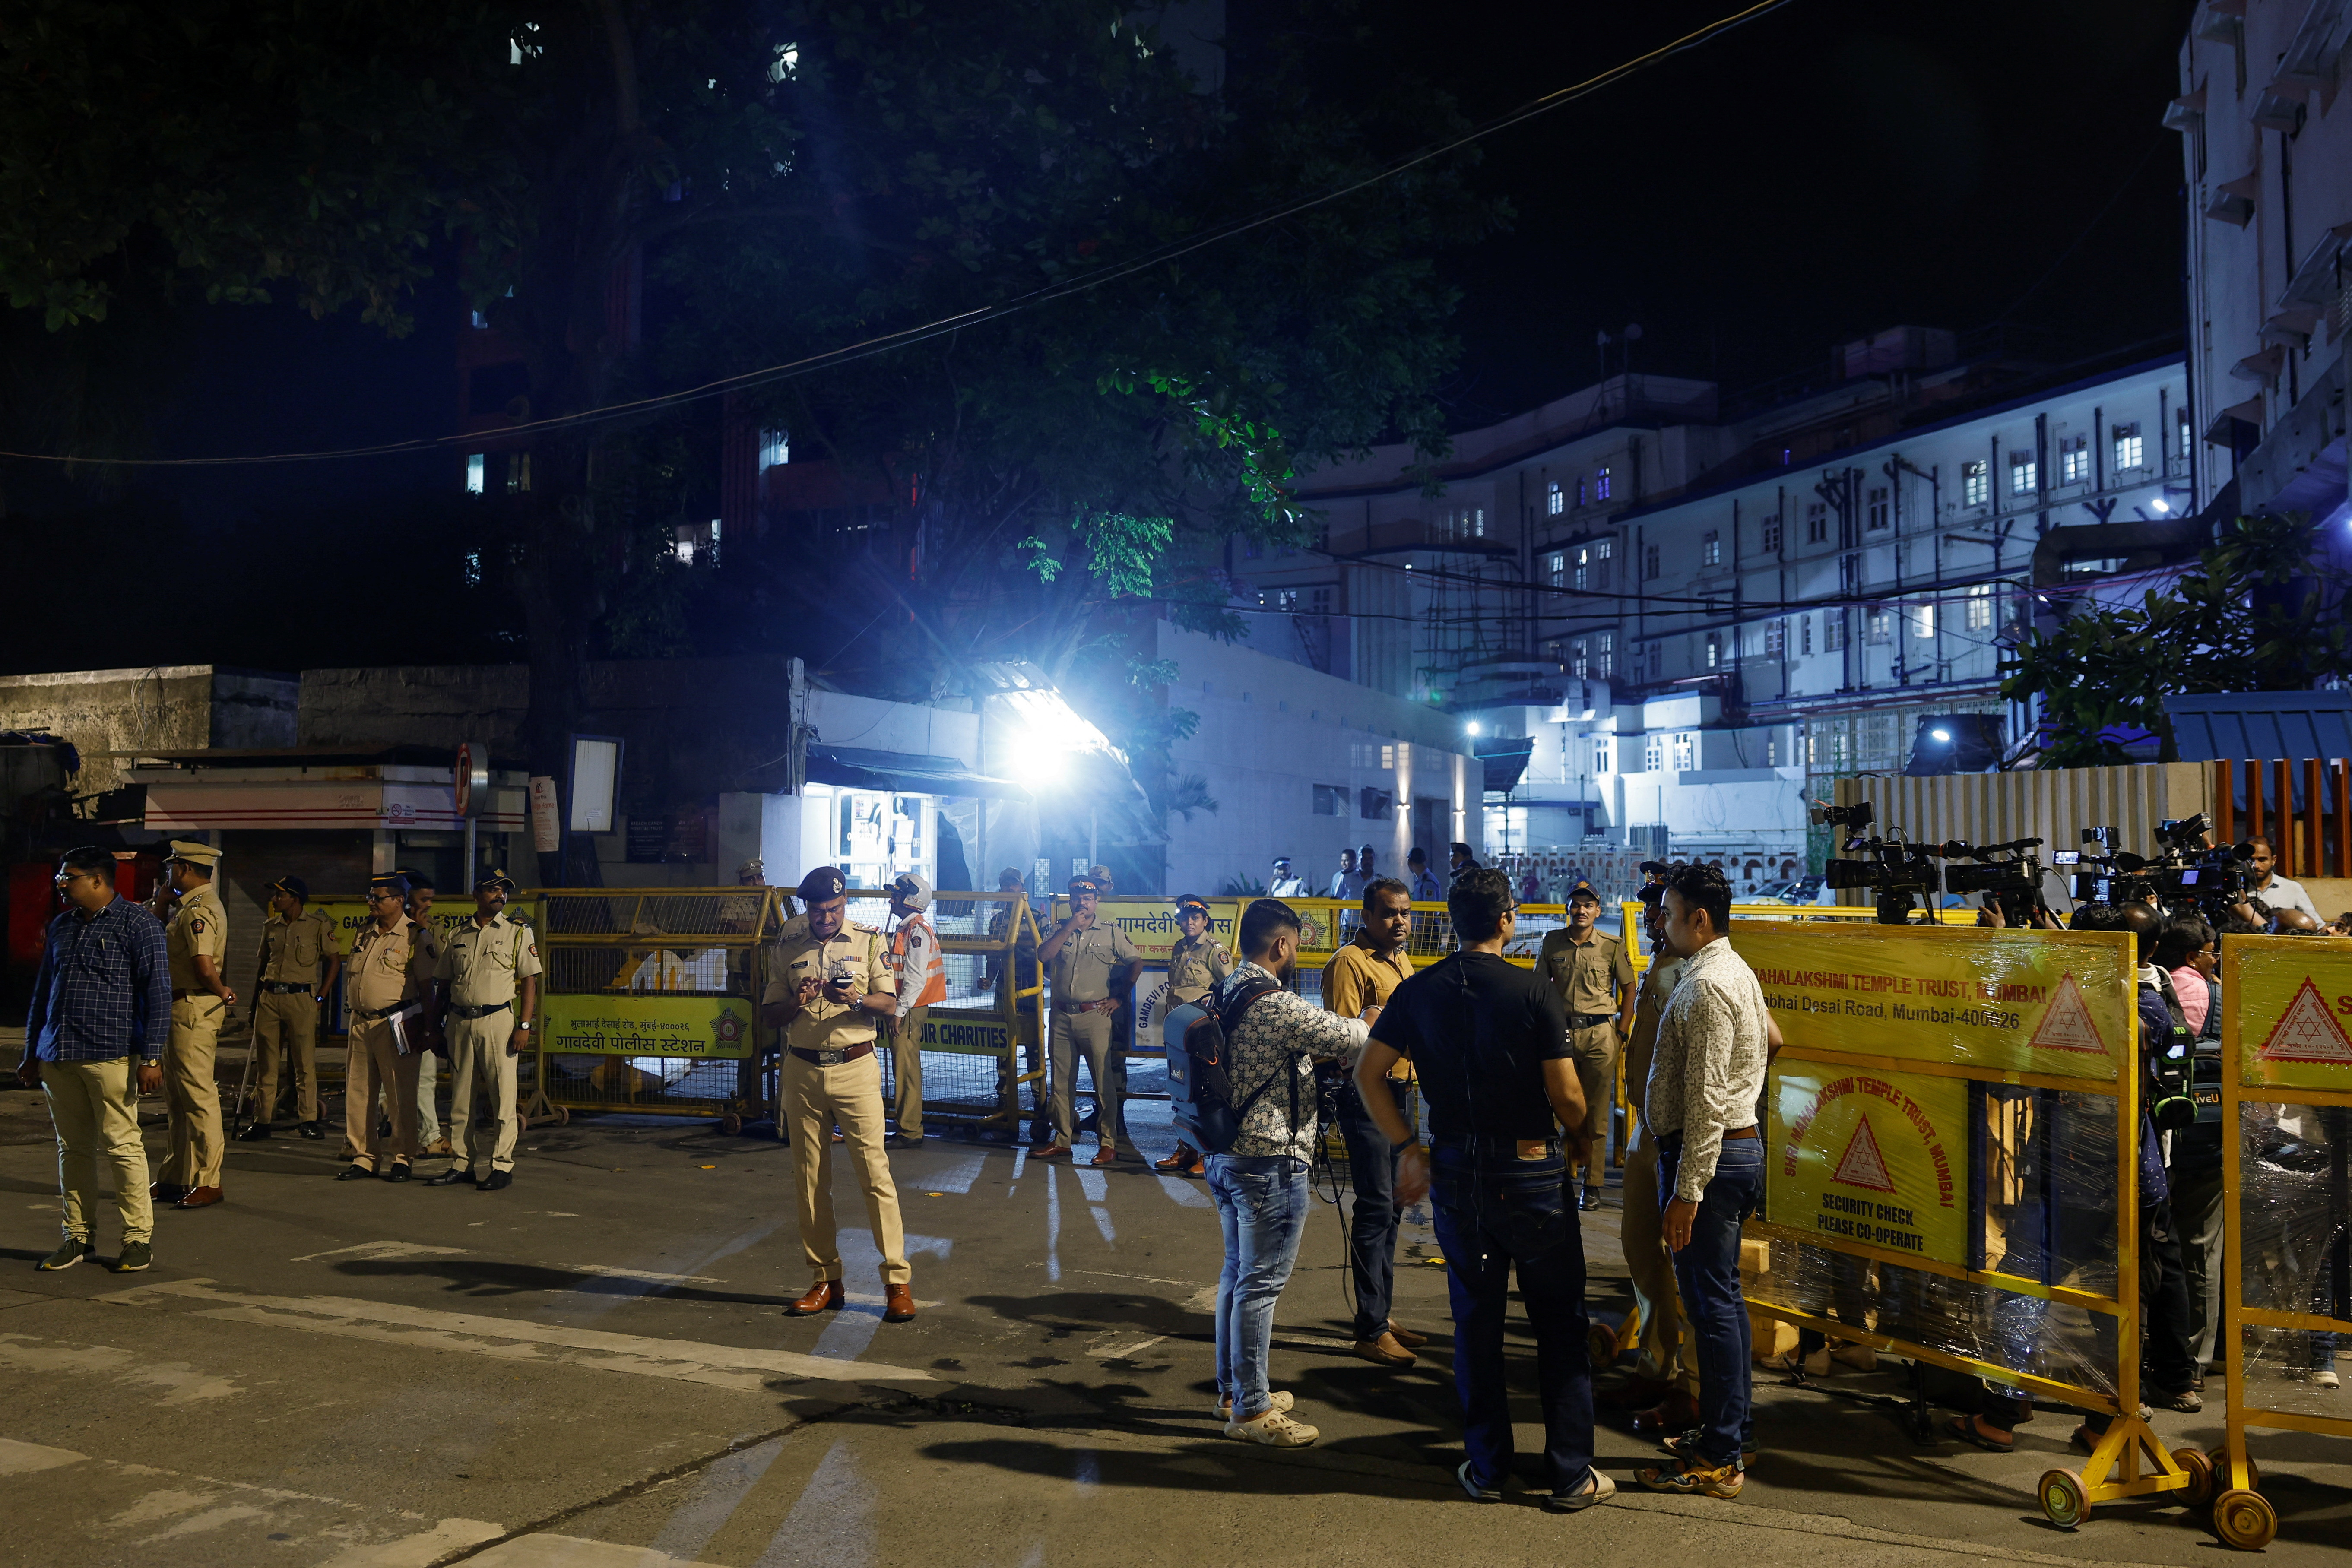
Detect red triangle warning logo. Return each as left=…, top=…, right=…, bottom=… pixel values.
left=2028, top=972, right=2108, bottom=1057
left=1830, top=1116, right=1897, bottom=1193
left=2257, top=978, right=2352, bottom=1064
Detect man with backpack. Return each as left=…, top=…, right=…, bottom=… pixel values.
left=1205, top=897, right=1377, bottom=1448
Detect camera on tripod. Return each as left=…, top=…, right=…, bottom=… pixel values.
left=2054, top=817, right=2255, bottom=915
left=1813, top=800, right=1942, bottom=923
left=1934, top=836, right=2050, bottom=925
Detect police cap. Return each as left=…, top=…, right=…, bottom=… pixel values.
left=268, top=874, right=309, bottom=901
left=797, top=865, right=849, bottom=903
left=164, top=839, right=221, bottom=868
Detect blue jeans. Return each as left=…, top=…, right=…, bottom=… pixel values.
left=1658, top=1132, right=1763, bottom=1467
left=1431, top=1146, right=1596, bottom=1498
left=1207, top=1153, right=1311, bottom=1420
left=1337, top=1080, right=1407, bottom=1341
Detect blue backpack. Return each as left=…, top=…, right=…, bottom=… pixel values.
left=1163, top=974, right=1287, bottom=1153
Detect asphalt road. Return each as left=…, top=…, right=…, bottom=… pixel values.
left=0, top=1046, right=2345, bottom=1568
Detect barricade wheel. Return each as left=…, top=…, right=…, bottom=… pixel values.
left=720, top=1114, right=744, bottom=1136
left=550, top=1105, right=571, bottom=1127
left=2038, top=1467, right=2090, bottom=1530
left=2208, top=1448, right=2261, bottom=1494
left=1588, top=1321, right=1620, bottom=1367
left=2171, top=1446, right=2215, bottom=1507
left=2212, top=1489, right=2276, bottom=1551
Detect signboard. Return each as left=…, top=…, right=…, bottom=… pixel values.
left=1046, top=898, right=1239, bottom=964
left=1768, top=1066, right=1969, bottom=1266
left=914, top=1009, right=1011, bottom=1057
left=2232, top=941, right=2352, bottom=1093
left=529, top=776, right=561, bottom=853
left=540, top=992, right=754, bottom=1058
left=311, top=898, right=545, bottom=958
left=1733, top=924, right=2131, bottom=1082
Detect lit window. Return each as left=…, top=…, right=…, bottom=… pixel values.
left=1806, top=501, right=1828, bottom=543
left=1765, top=619, right=1786, bottom=656
left=1596, top=631, right=1614, bottom=678
left=1909, top=602, right=1934, bottom=639
left=2177, top=408, right=2194, bottom=460
left=466, top=454, right=485, bottom=494
left=506, top=452, right=531, bottom=493
left=1761, top=514, right=1782, bottom=552
left=1546, top=480, right=1565, bottom=516
left=2059, top=434, right=2090, bottom=485
left=2112, top=423, right=2143, bottom=471
left=1799, top=615, right=1813, bottom=656
left=1644, top=544, right=1661, bottom=580
left=1672, top=732, right=1696, bottom=770
left=1702, top=530, right=1721, bottom=567
left=1866, top=607, right=1892, bottom=643
left=1595, top=466, right=1613, bottom=501
left=1705, top=633, right=1721, bottom=668
left=1866, top=486, right=1889, bottom=530
left=1645, top=734, right=1665, bottom=772
left=1966, top=583, right=1993, bottom=630
left=2010, top=452, right=2038, bottom=494
left=759, top=430, right=789, bottom=470
left=1549, top=551, right=1566, bottom=588
left=1569, top=639, right=1589, bottom=678
left=1578, top=539, right=1613, bottom=591
left=1962, top=459, right=1987, bottom=507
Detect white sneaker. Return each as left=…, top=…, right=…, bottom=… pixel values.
left=2317, top=1367, right=2341, bottom=1391
left=1226, top=1407, right=1319, bottom=1447
left=1544, top=1468, right=1618, bottom=1512
left=1830, top=1342, right=1877, bottom=1372
left=1215, top=1389, right=1293, bottom=1419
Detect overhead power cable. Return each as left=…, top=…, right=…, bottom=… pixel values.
left=0, top=0, right=1801, bottom=471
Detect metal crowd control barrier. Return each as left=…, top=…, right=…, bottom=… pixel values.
left=524, top=887, right=783, bottom=1131
left=1729, top=920, right=2190, bottom=1530
left=842, top=887, right=1043, bottom=1140
left=2201, top=934, right=2352, bottom=1550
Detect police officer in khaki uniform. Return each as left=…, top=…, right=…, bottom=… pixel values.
left=336, top=873, right=434, bottom=1183
left=1153, top=893, right=1232, bottom=1178
left=239, top=875, right=339, bottom=1141
left=1036, top=875, right=1142, bottom=1167
left=762, top=866, right=916, bottom=1324
left=1534, top=880, right=1635, bottom=1209
left=153, top=840, right=233, bottom=1210
left=425, top=871, right=541, bottom=1191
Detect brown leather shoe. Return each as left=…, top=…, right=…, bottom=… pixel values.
left=1034, top=1144, right=1073, bottom=1161
left=1387, top=1321, right=1430, bottom=1350
left=882, top=1284, right=917, bottom=1323
left=1089, top=1144, right=1120, bottom=1168
left=1629, top=1391, right=1702, bottom=1435
left=172, top=1185, right=224, bottom=1210
left=1353, top=1330, right=1417, bottom=1367
left=1154, top=1144, right=1201, bottom=1172
left=1597, top=1375, right=1675, bottom=1411
left=148, top=1181, right=188, bottom=1205
left=786, top=1280, right=845, bottom=1316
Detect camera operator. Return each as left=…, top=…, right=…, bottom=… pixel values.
left=2155, top=914, right=2225, bottom=1383
left=1354, top=867, right=1616, bottom=1512
left=2232, top=836, right=2320, bottom=928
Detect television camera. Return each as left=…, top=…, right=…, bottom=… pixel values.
left=1933, top=836, right=2052, bottom=927
left=2055, top=817, right=2254, bottom=919
left=1812, top=801, right=1943, bottom=925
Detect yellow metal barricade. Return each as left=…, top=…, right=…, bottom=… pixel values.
left=524, top=887, right=782, bottom=1131
left=843, top=887, right=1043, bottom=1140
left=1730, top=920, right=2191, bottom=1530
left=2204, top=934, right=2352, bottom=1549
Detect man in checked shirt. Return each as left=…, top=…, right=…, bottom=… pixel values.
left=16, top=848, right=170, bottom=1273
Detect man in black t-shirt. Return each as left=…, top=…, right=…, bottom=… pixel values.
left=1356, top=868, right=1614, bottom=1513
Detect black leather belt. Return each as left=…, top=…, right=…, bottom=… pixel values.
left=351, top=1003, right=402, bottom=1020
left=261, top=981, right=313, bottom=995
left=790, top=1042, right=876, bottom=1068
left=450, top=1001, right=511, bottom=1020
left=1569, top=1013, right=1614, bottom=1028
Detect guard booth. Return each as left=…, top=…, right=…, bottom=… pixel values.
left=2201, top=934, right=2352, bottom=1550
left=1731, top=919, right=2197, bottom=1530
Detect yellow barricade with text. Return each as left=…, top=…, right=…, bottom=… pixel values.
left=2207, top=936, right=2352, bottom=1549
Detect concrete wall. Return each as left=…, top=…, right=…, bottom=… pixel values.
left=0, top=665, right=298, bottom=795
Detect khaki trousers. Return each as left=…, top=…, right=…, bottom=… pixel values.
left=416, top=1049, right=443, bottom=1146
left=890, top=1006, right=928, bottom=1138
left=1621, top=1126, right=1698, bottom=1396
left=354, top=1018, right=421, bottom=1169
left=783, top=1051, right=909, bottom=1285
left=43, top=1057, right=153, bottom=1245
left=250, top=989, right=318, bottom=1125
left=341, top=1026, right=377, bottom=1161
left=1569, top=1021, right=1618, bottom=1187
left=162, top=996, right=226, bottom=1188
left=447, top=1010, right=520, bottom=1175
left=1049, top=1006, right=1121, bottom=1153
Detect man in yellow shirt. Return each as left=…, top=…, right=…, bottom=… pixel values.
left=1323, top=876, right=1424, bottom=1367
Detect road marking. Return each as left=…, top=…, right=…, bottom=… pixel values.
left=293, top=1241, right=469, bottom=1263
left=1155, top=1175, right=1212, bottom=1208
left=97, top=1279, right=936, bottom=1386
left=0, top=1437, right=85, bottom=1475
left=645, top=1436, right=784, bottom=1564
left=0, top=1333, right=242, bottom=1403
left=1088, top=1334, right=1167, bottom=1360
left=314, top=1518, right=507, bottom=1567
left=919, top=1153, right=987, bottom=1194
left=752, top=1440, right=869, bottom=1568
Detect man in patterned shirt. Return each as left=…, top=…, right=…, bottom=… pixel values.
left=17, top=847, right=170, bottom=1273
left=1206, top=898, right=1375, bottom=1449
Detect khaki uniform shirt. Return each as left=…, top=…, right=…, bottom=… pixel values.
left=436, top=912, right=543, bottom=1008
left=1537, top=926, right=1634, bottom=1020
left=1165, top=930, right=1233, bottom=1007
left=1321, top=933, right=1413, bottom=1016
left=1623, top=954, right=1686, bottom=1130
left=765, top=914, right=892, bottom=1053
left=166, top=884, right=226, bottom=992
left=1049, top=919, right=1139, bottom=1003
left=257, top=908, right=334, bottom=988
left=349, top=915, right=432, bottom=1015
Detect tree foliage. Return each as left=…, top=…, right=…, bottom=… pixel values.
left=2000, top=512, right=2352, bottom=766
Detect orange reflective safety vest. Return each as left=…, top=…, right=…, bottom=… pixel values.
left=889, top=913, right=949, bottom=1010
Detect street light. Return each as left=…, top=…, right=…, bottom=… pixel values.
left=1466, top=721, right=1482, bottom=737
left=1931, top=728, right=1952, bottom=743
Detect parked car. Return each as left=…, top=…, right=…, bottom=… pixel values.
left=1749, top=876, right=1824, bottom=905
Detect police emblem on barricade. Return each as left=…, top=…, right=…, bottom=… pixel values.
left=714, top=1008, right=744, bottom=1048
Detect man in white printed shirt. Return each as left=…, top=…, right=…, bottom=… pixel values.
left=1636, top=861, right=1769, bottom=1502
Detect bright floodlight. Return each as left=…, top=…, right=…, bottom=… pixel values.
left=1466, top=721, right=1482, bottom=736
left=995, top=683, right=1118, bottom=790
left=1931, top=728, right=1951, bottom=743
left=2151, top=497, right=2171, bottom=514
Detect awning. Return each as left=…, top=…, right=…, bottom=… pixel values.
left=804, top=745, right=1031, bottom=801
left=1475, top=738, right=1537, bottom=795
